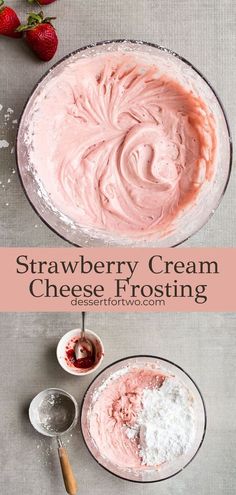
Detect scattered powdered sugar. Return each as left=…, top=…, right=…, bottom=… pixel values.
left=0, top=140, right=9, bottom=149
left=35, top=432, right=74, bottom=468
left=126, top=377, right=195, bottom=466
left=0, top=106, right=17, bottom=153
left=4, top=107, right=14, bottom=122
left=0, top=105, right=18, bottom=208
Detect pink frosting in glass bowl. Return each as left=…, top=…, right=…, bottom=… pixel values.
left=81, top=356, right=206, bottom=483
left=17, top=40, right=232, bottom=247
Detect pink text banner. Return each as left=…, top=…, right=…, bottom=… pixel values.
left=0, top=248, right=235, bottom=312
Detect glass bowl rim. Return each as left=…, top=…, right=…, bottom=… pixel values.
left=80, top=354, right=207, bottom=483
left=16, top=39, right=233, bottom=248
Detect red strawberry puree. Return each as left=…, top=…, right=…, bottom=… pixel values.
left=66, top=348, right=94, bottom=370
left=27, top=51, right=217, bottom=238
left=65, top=336, right=101, bottom=371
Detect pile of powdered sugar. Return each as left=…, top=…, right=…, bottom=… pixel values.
left=126, top=377, right=195, bottom=466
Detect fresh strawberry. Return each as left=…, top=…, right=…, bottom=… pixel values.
left=17, top=11, right=58, bottom=61
left=0, top=0, right=22, bottom=38
left=28, top=0, right=57, bottom=5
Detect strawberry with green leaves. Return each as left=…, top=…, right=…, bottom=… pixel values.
left=0, top=0, right=22, bottom=38
left=17, top=11, right=58, bottom=61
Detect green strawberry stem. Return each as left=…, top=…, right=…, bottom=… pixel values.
left=0, top=0, right=5, bottom=10
left=16, top=11, right=56, bottom=32
left=28, top=0, right=43, bottom=6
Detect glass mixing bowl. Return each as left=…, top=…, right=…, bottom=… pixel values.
left=80, top=355, right=207, bottom=483
left=16, top=40, right=232, bottom=247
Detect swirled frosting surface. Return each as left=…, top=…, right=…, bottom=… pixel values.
left=28, top=51, right=217, bottom=238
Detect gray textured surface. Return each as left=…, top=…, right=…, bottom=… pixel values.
left=0, top=311, right=236, bottom=494
left=0, top=0, right=235, bottom=247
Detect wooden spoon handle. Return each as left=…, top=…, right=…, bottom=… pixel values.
left=58, top=446, right=78, bottom=495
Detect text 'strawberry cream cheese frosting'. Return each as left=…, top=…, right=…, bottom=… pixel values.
left=87, top=366, right=195, bottom=469
left=26, top=50, right=217, bottom=240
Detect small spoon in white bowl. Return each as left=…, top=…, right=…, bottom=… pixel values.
left=74, top=312, right=94, bottom=362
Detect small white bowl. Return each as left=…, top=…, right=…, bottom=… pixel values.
left=57, top=328, right=104, bottom=376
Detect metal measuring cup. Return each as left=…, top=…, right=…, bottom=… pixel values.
left=29, top=388, right=78, bottom=495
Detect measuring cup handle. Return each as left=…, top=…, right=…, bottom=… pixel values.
left=58, top=446, right=78, bottom=495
